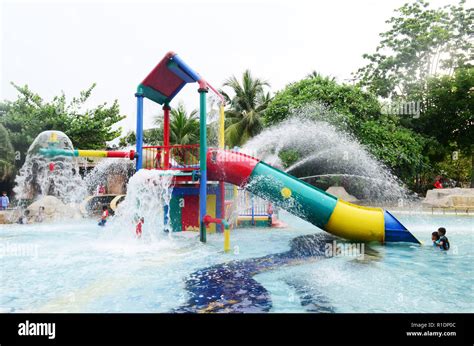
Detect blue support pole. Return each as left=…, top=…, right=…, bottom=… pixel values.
left=199, top=87, right=208, bottom=243
left=135, top=92, right=144, bottom=171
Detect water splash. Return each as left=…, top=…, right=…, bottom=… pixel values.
left=110, top=169, right=176, bottom=241
left=12, top=131, right=179, bottom=246
left=13, top=131, right=86, bottom=204
left=83, top=157, right=135, bottom=195
left=243, top=107, right=415, bottom=204
left=298, top=173, right=401, bottom=192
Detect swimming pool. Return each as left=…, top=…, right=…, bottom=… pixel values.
left=255, top=213, right=474, bottom=313
left=0, top=212, right=472, bottom=313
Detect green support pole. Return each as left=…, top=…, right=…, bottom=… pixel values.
left=199, top=86, right=208, bottom=243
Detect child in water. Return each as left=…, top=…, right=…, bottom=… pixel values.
left=267, top=203, right=274, bottom=227
left=136, top=217, right=144, bottom=238
left=98, top=206, right=109, bottom=226
left=17, top=209, right=30, bottom=224
left=431, top=231, right=440, bottom=247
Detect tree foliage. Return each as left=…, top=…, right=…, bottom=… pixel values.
left=416, top=67, right=474, bottom=186
left=0, top=123, right=16, bottom=181
left=119, top=103, right=200, bottom=147
left=264, top=73, right=429, bottom=186
left=221, top=70, right=271, bottom=147
left=119, top=129, right=162, bottom=147
left=357, top=118, right=428, bottom=182
left=354, top=0, right=473, bottom=99
left=264, top=74, right=381, bottom=132
left=0, top=83, right=125, bottom=166
left=416, top=67, right=473, bottom=152
left=352, top=0, right=473, bottom=187
left=278, top=149, right=300, bottom=169
left=154, top=103, right=200, bottom=145
left=435, top=151, right=471, bottom=185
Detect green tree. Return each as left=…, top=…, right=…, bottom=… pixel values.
left=353, top=0, right=473, bottom=188
left=153, top=102, right=199, bottom=145
left=416, top=67, right=474, bottom=186
left=0, top=83, right=125, bottom=167
left=0, top=123, right=15, bottom=182
left=120, top=103, right=200, bottom=147
left=221, top=70, right=271, bottom=147
left=143, top=128, right=163, bottom=145
left=357, top=118, right=428, bottom=185
left=119, top=131, right=136, bottom=147
left=418, top=68, right=473, bottom=152
left=118, top=129, right=163, bottom=147
left=354, top=0, right=473, bottom=99
left=278, top=149, right=300, bottom=168
left=435, top=151, right=472, bottom=187
left=264, top=72, right=430, bottom=187
left=306, top=71, right=335, bottom=81
left=264, top=73, right=381, bottom=132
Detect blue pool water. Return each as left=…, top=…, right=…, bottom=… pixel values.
left=0, top=212, right=472, bottom=313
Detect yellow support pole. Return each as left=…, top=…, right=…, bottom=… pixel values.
left=219, top=104, right=225, bottom=149
left=224, top=226, right=231, bottom=253
left=233, top=185, right=238, bottom=227
left=233, top=185, right=238, bottom=198
left=77, top=150, right=108, bottom=158
left=219, top=103, right=230, bottom=252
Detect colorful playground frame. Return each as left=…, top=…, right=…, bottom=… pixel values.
left=132, top=52, right=418, bottom=245
left=135, top=51, right=229, bottom=246
left=39, top=51, right=421, bottom=248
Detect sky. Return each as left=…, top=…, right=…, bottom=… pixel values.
left=0, top=0, right=464, bottom=137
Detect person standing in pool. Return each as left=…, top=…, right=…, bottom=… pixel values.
left=98, top=206, right=109, bottom=227
left=1, top=191, right=9, bottom=210
left=435, top=227, right=450, bottom=251
left=136, top=217, right=144, bottom=238
left=267, top=203, right=274, bottom=227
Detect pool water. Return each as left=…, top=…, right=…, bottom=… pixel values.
left=255, top=213, right=474, bottom=313
left=0, top=212, right=472, bottom=313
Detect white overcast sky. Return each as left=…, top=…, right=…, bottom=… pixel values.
left=0, top=0, right=465, bottom=135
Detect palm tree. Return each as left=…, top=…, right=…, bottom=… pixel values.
left=154, top=102, right=199, bottom=145
left=221, top=70, right=271, bottom=147
left=306, top=70, right=336, bottom=81
left=153, top=103, right=200, bottom=165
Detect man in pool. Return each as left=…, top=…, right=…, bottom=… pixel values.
left=98, top=206, right=109, bottom=227
left=435, top=227, right=450, bottom=251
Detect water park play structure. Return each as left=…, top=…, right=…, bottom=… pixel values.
left=39, top=51, right=420, bottom=247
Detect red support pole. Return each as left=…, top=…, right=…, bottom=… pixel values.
left=163, top=104, right=171, bottom=169
left=106, top=150, right=135, bottom=159
left=219, top=181, right=225, bottom=232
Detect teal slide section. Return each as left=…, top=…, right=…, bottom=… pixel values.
left=246, top=162, right=338, bottom=228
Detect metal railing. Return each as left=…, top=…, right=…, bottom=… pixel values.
left=225, top=184, right=276, bottom=217
left=142, top=144, right=200, bottom=170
